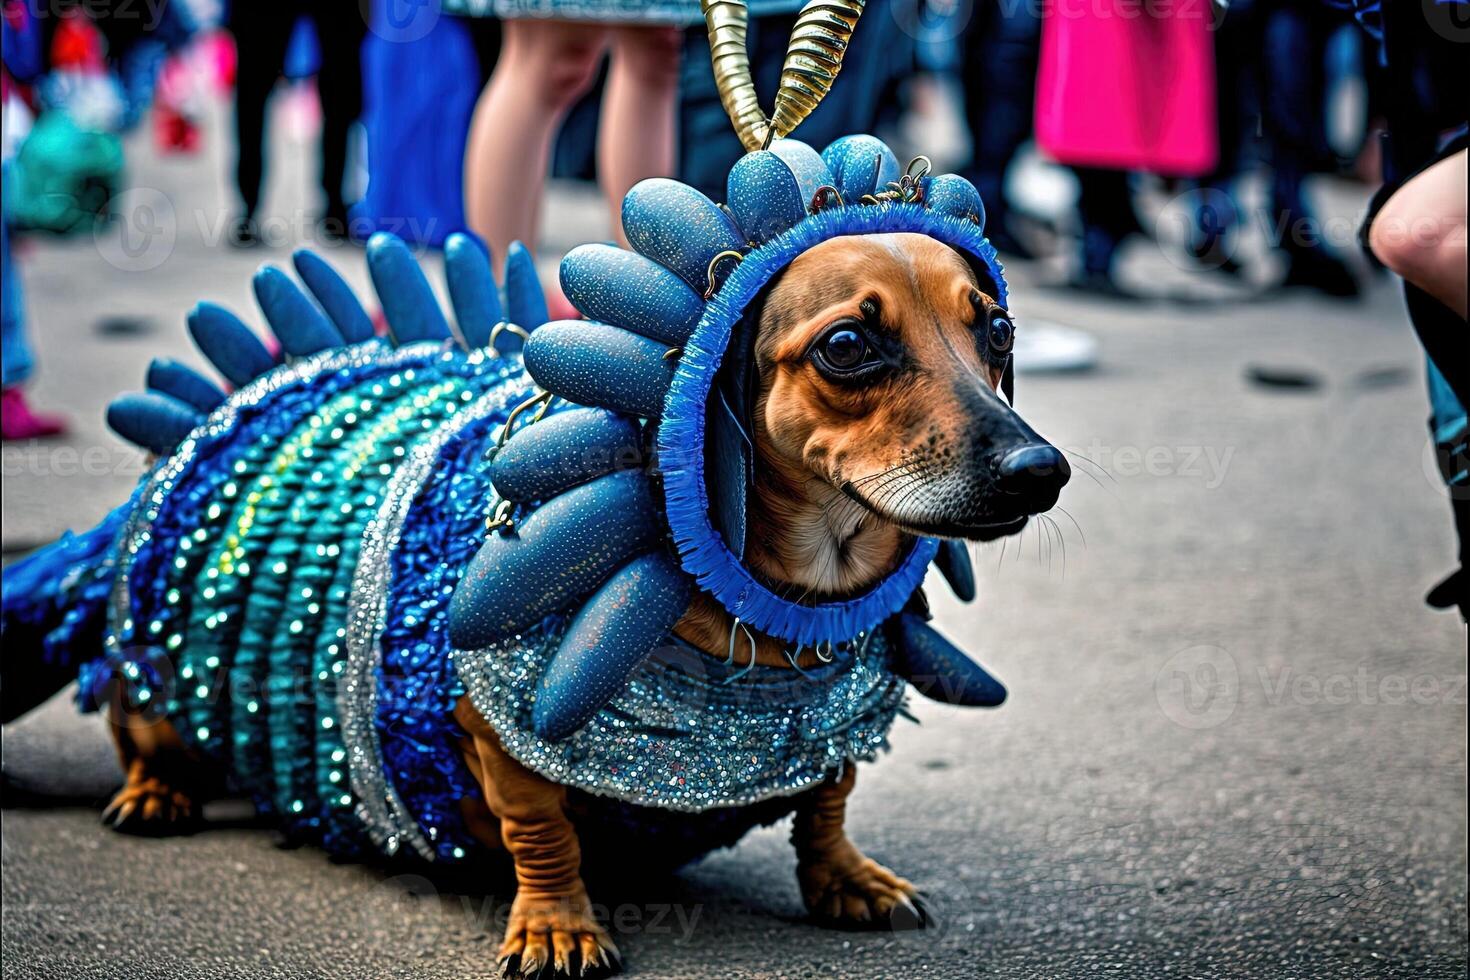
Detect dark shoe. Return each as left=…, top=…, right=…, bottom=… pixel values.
left=229, top=216, right=261, bottom=248
left=1187, top=235, right=1246, bottom=277
left=1281, top=243, right=1359, bottom=298
left=1425, top=567, right=1467, bottom=618
left=1063, top=228, right=1138, bottom=298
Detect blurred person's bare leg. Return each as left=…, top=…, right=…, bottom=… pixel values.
left=598, top=25, right=681, bottom=247
left=464, top=20, right=608, bottom=259
left=1370, top=149, right=1467, bottom=320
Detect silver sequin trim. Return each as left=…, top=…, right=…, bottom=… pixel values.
left=454, top=631, right=906, bottom=813
left=341, top=368, right=524, bottom=860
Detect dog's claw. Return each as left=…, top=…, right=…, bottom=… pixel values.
left=498, top=893, right=619, bottom=979
left=896, top=892, right=932, bottom=929
left=518, top=951, right=546, bottom=979
left=101, top=775, right=196, bottom=836
left=801, top=854, right=930, bottom=932
left=100, top=798, right=128, bottom=826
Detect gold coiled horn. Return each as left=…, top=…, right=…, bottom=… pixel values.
left=701, top=0, right=866, bottom=152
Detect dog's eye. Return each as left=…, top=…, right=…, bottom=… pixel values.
left=822, top=329, right=868, bottom=369
left=810, top=325, right=882, bottom=379
left=987, top=313, right=1015, bottom=356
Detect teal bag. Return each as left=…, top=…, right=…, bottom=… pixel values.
left=9, top=112, right=123, bottom=234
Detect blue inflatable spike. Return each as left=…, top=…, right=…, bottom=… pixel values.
left=523, top=320, right=675, bottom=419
left=821, top=134, right=901, bottom=201
left=447, top=469, right=663, bottom=649
left=533, top=550, right=691, bottom=741
left=366, top=232, right=451, bottom=343
left=559, top=244, right=704, bottom=347
left=292, top=249, right=375, bottom=344
left=253, top=265, right=345, bottom=357
left=186, top=302, right=276, bottom=389
left=621, top=178, right=745, bottom=291
left=890, top=613, right=1006, bottom=707
left=726, top=140, right=831, bottom=245
left=934, top=539, right=976, bottom=602
left=443, top=232, right=502, bottom=351
left=107, top=391, right=204, bottom=454
left=504, top=241, right=549, bottom=334
left=145, top=358, right=225, bottom=413
left=922, top=173, right=986, bottom=231
left=491, top=407, right=644, bottom=503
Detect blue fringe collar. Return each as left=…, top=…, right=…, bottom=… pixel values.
left=657, top=205, right=1006, bottom=647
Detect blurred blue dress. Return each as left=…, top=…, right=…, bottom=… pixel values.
left=354, top=5, right=484, bottom=245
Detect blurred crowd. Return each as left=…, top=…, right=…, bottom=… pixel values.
left=1, top=0, right=1465, bottom=610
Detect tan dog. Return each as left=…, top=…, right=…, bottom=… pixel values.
left=106, top=233, right=1070, bottom=977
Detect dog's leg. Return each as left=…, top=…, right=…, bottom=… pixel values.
left=101, top=692, right=200, bottom=834
left=792, top=766, right=928, bottom=929
left=455, top=697, right=619, bottom=978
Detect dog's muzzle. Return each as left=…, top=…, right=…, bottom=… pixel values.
left=992, top=443, right=1071, bottom=515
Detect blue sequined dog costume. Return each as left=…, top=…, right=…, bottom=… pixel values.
left=1, top=134, right=1014, bottom=866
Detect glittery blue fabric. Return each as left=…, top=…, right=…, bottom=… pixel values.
left=95, top=345, right=534, bottom=857
left=455, top=630, right=905, bottom=813
left=376, top=410, right=502, bottom=860
left=106, top=342, right=398, bottom=699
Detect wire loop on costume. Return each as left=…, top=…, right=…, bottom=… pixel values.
left=860, top=156, right=933, bottom=207
left=722, top=617, right=758, bottom=684
left=783, top=644, right=819, bottom=679
left=495, top=389, right=554, bottom=449
left=705, top=250, right=746, bottom=300
left=488, top=321, right=532, bottom=351
left=808, top=185, right=845, bottom=214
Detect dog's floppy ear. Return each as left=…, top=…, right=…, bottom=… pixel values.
left=705, top=296, right=764, bottom=561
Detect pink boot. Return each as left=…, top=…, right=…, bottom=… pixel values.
left=0, top=387, right=68, bottom=440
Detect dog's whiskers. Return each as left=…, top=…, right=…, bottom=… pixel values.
left=850, top=459, right=916, bottom=487
left=870, top=473, right=927, bottom=522
left=1039, top=513, right=1066, bottom=578
left=1062, top=449, right=1115, bottom=491
left=1054, top=505, right=1086, bottom=548
left=850, top=464, right=921, bottom=505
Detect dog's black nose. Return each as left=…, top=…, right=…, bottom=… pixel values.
left=995, top=444, right=1070, bottom=509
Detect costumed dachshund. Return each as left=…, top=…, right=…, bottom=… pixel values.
left=3, top=64, right=1070, bottom=974
left=454, top=230, right=1068, bottom=973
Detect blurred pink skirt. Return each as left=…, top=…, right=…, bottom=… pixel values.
left=1035, top=0, right=1218, bottom=177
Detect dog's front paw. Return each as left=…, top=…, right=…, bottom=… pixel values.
left=101, top=775, right=196, bottom=835
left=498, top=890, right=620, bottom=979
left=799, top=848, right=929, bottom=930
